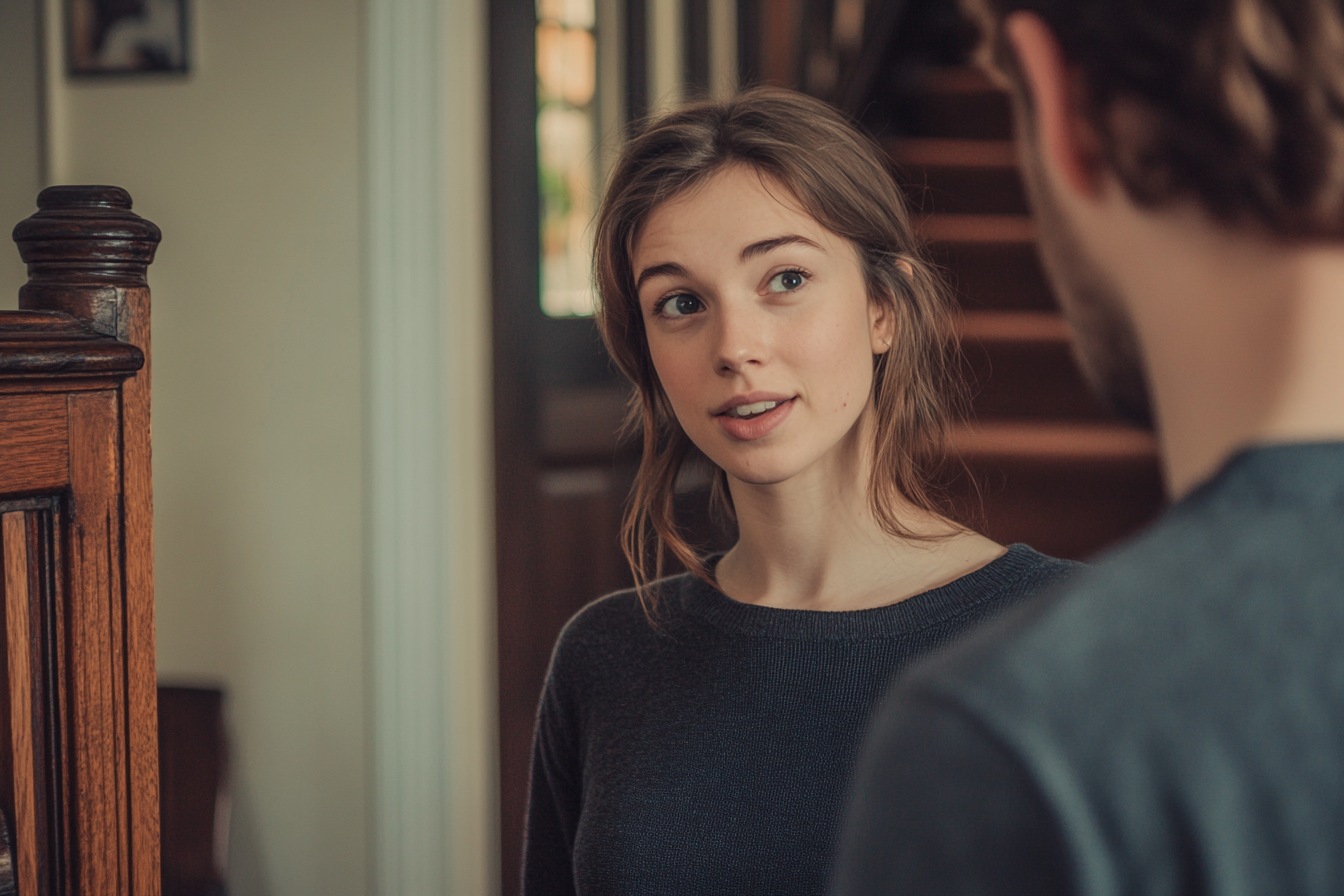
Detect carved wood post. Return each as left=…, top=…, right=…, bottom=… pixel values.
left=0, top=185, right=161, bottom=896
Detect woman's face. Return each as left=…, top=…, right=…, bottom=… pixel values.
left=632, top=165, right=893, bottom=488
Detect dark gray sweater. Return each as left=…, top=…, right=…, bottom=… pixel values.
left=523, top=544, right=1081, bottom=896
left=835, top=443, right=1344, bottom=895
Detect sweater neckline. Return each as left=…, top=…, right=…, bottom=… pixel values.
left=676, top=543, right=1049, bottom=640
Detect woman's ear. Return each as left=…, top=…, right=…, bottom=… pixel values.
left=869, top=293, right=898, bottom=355
left=870, top=261, right=910, bottom=355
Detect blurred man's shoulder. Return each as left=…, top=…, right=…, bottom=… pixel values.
left=919, top=443, right=1344, bottom=709
left=886, top=444, right=1344, bottom=891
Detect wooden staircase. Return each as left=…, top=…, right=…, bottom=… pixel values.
left=890, top=66, right=1164, bottom=559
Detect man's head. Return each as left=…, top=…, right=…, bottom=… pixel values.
left=962, top=0, right=1344, bottom=426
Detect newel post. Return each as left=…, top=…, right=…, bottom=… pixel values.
left=8, top=185, right=162, bottom=896
left=13, top=185, right=161, bottom=340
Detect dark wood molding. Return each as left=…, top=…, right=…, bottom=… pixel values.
left=489, top=1, right=545, bottom=891
left=625, top=0, right=648, bottom=124
left=683, top=0, right=710, bottom=95
left=0, top=312, right=143, bottom=378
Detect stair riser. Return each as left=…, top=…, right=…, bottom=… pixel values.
left=960, top=337, right=1109, bottom=421
left=913, top=92, right=1014, bottom=140
left=898, top=166, right=1028, bottom=216
left=928, top=240, right=1058, bottom=311
left=939, top=453, right=1165, bottom=560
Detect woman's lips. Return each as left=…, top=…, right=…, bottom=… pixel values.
left=716, top=397, right=794, bottom=441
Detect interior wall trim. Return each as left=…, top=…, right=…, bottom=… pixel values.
left=709, top=0, right=738, bottom=98
left=649, top=0, right=685, bottom=110
left=366, top=0, right=498, bottom=892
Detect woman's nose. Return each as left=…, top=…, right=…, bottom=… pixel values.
left=714, top=303, right=768, bottom=374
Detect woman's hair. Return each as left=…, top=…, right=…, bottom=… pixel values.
left=593, top=86, right=964, bottom=608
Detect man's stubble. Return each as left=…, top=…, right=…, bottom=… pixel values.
left=1016, top=126, right=1157, bottom=431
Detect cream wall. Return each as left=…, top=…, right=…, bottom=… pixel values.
left=46, top=1, right=369, bottom=893
left=0, top=0, right=42, bottom=306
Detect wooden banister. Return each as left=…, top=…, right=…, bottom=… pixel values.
left=0, top=185, right=161, bottom=896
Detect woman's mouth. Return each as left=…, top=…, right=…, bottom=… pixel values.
left=716, top=397, right=794, bottom=440
left=726, top=400, right=782, bottom=419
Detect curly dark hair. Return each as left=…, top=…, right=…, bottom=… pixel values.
left=964, top=0, right=1344, bottom=236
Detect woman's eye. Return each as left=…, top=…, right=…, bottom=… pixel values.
left=767, top=270, right=806, bottom=293
left=660, top=294, right=703, bottom=318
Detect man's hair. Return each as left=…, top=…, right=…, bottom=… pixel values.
left=593, top=87, right=963, bottom=611
left=964, top=0, right=1344, bottom=236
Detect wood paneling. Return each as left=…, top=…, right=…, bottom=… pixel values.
left=1, top=511, right=39, bottom=895
left=66, top=389, right=128, bottom=895
left=0, top=500, right=69, bottom=896
left=491, top=0, right=545, bottom=887
left=0, top=396, right=69, bottom=495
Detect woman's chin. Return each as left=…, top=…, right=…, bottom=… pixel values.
left=715, top=457, right=806, bottom=489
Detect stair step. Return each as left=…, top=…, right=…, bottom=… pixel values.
left=943, top=421, right=1165, bottom=559
left=891, top=138, right=1028, bottom=215
left=920, top=213, right=1034, bottom=242
left=911, top=67, right=1014, bottom=140
left=918, top=215, right=1056, bottom=311
left=959, top=309, right=1066, bottom=341
left=958, top=312, right=1107, bottom=421
left=949, top=420, right=1156, bottom=459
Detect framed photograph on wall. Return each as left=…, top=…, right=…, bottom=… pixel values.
left=67, top=0, right=190, bottom=76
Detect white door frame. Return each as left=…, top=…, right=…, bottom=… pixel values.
left=366, top=0, right=497, bottom=893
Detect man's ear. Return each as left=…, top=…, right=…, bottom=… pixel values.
left=1004, top=12, right=1103, bottom=199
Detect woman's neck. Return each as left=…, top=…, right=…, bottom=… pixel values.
left=714, top=446, right=1005, bottom=612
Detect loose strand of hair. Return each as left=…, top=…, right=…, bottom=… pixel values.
left=621, top=410, right=715, bottom=620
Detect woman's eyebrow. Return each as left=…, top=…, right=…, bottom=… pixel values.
left=635, top=261, right=688, bottom=291
left=739, top=234, right=824, bottom=261
left=635, top=235, right=821, bottom=290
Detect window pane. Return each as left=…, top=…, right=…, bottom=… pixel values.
left=537, top=11, right=598, bottom=317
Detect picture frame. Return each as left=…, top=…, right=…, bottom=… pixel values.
left=67, top=0, right=190, bottom=77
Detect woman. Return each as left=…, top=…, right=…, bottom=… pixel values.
left=524, top=87, right=1079, bottom=895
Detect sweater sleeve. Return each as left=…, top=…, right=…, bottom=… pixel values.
left=832, top=689, right=1076, bottom=896
left=522, top=641, right=584, bottom=896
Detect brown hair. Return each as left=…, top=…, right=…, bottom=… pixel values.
left=963, top=0, right=1344, bottom=236
left=593, top=87, right=964, bottom=609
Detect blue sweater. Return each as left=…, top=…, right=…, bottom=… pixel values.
left=523, top=544, right=1080, bottom=895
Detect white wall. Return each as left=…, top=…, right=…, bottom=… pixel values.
left=46, top=1, right=369, bottom=893
left=0, top=0, right=42, bottom=308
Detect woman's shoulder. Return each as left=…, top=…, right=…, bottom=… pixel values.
left=934, top=543, right=1084, bottom=616
left=1010, top=543, right=1085, bottom=581
left=540, top=574, right=698, bottom=693
left=981, top=543, right=1085, bottom=602
left=550, top=572, right=697, bottom=660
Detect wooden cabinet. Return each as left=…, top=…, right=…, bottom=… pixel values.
left=0, top=186, right=159, bottom=895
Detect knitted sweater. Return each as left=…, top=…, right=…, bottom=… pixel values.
left=523, top=544, right=1081, bottom=896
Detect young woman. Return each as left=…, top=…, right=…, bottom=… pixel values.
left=524, top=87, right=1079, bottom=896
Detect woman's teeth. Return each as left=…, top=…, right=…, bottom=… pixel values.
left=729, top=400, right=780, bottom=418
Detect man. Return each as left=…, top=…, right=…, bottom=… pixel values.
left=833, top=1, right=1344, bottom=893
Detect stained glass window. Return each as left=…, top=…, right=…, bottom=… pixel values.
left=537, top=0, right=599, bottom=317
